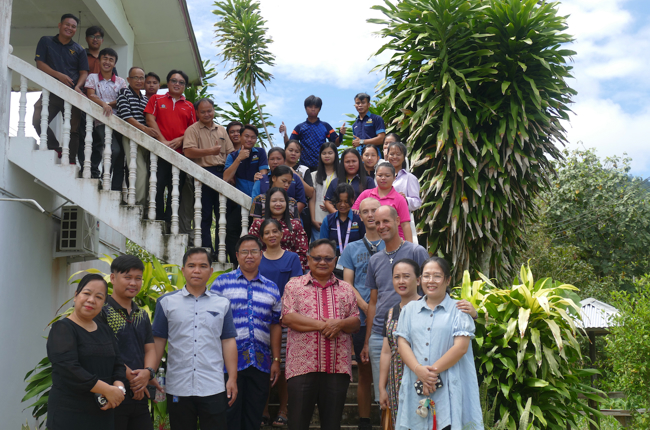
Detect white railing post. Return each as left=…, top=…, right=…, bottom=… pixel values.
left=171, top=166, right=180, bottom=234
left=241, top=205, right=249, bottom=237
left=61, top=101, right=71, bottom=165
left=17, top=75, right=27, bottom=137
left=218, top=194, right=227, bottom=264
left=83, top=113, right=93, bottom=179
left=39, top=89, right=49, bottom=151
left=194, top=179, right=202, bottom=247
left=122, top=176, right=128, bottom=202
left=102, top=127, right=113, bottom=190
left=127, top=138, right=137, bottom=205
left=148, top=154, right=158, bottom=220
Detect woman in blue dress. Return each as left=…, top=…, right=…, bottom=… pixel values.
left=258, top=217, right=303, bottom=427
left=395, top=257, right=483, bottom=430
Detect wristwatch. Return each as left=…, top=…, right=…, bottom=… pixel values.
left=146, top=367, right=156, bottom=381
left=273, top=357, right=281, bottom=363
left=360, top=139, right=365, bottom=146
left=117, top=386, right=126, bottom=395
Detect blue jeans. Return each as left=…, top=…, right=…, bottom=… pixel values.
left=311, top=226, right=321, bottom=242
left=368, top=331, right=384, bottom=402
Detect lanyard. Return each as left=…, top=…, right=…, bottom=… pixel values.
left=324, top=173, right=335, bottom=191
left=336, top=216, right=352, bottom=252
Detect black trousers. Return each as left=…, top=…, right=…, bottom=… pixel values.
left=225, top=200, right=241, bottom=266
left=113, top=400, right=153, bottom=430
left=167, top=392, right=228, bottom=430
left=201, top=166, right=225, bottom=252
left=92, top=124, right=124, bottom=190
left=225, top=367, right=270, bottom=430
left=156, top=160, right=187, bottom=225
left=287, top=372, right=349, bottom=430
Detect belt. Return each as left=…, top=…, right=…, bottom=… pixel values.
left=210, top=165, right=225, bottom=172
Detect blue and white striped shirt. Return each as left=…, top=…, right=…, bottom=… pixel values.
left=211, top=268, right=282, bottom=373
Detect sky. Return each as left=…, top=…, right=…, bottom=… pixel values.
left=186, top=0, right=650, bottom=177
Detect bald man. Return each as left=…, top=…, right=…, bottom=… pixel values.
left=360, top=205, right=430, bottom=402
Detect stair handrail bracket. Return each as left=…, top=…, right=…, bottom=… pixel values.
left=8, top=54, right=251, bottom=209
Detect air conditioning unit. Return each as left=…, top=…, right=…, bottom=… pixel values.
left=58, top=206, right=99, bottom=257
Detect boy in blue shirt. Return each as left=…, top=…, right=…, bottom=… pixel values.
left=352, top=92, right=386, bottom=154
left=279, top=95, right=346, bottom=170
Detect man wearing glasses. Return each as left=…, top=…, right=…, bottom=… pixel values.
left=117, top=67, right=159, bottom=205
left=281, top=238, right=360, bottom=430
left=211, top=235, right=282, bottom=430
left=145, top=70, right=196, bottom=230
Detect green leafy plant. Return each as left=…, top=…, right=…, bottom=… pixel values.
left=458, top=265, right=605, bottom=429
left=370, top=0, right=576, bottom=282
left=213, top=0, right=275, bottom=145
left=605, top=276, right=650, bottom=429
left=183, top=59, right=219, bottom=105
left=21, top=255, right=221, bottom=425
left=217, top=92, right=275, bottom=143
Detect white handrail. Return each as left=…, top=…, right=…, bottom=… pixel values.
left=7, top=54, right=251, bottom=208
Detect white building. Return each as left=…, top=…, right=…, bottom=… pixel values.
left=0, top=0, right=249, bottom=426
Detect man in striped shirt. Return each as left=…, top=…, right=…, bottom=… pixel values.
left=210, top=235, right=281, bottom=430
left=117, top=66, right=159, bottom=206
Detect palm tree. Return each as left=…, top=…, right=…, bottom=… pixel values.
left=213, top=0, right=275, bottom=146
left=370, top=0, right=576, bottom=281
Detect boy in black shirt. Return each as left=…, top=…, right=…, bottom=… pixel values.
left=98, top=255, right=161, bottom=430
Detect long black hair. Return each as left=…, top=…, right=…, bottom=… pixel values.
left=338, top=148, right=370, bottom=193
left=265, top=187, right=292, bottom=232
left=315, top=142, right=339, bottom=185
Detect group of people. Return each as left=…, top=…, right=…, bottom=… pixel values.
left=40, top=11, right=485, bottom=430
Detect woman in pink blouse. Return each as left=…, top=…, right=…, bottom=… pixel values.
left=249, top=187, right=309, bottom=272
left=387, top=141, right=421, bottom=243
left=352, top=163, right=413, bottom=242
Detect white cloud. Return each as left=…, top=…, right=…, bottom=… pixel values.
left=258, top=0, right=390, bottom=89
left=556, top=0, right=650, bottom=174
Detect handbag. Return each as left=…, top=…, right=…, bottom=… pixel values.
left=381, top=407, right=394, bottom=430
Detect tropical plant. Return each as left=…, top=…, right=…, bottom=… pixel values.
left=369, top=0, right=576, bottom=282
left=605, top=276, right=650, bottom=428
left=457, top=265, right=605, bottom=429
left=21, top=255, right=221, bottom=425
left=183, top=59, right=219, bottom=105
left=542, top=148, right=650, bottom=292
left=213, top=0, right=275, bottom=145
left=217, top=92, right=275, bottom=143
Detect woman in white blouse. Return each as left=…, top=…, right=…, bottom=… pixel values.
left=387, top=141, right=421, bottom=243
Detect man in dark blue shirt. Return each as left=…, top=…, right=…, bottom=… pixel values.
left=279, top=95, right=345, bottom=170
left=352, top=92, right=386, bottom=155
left=32, top=13, right=89, bottom=165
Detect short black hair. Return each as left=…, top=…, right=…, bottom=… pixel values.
left=267, top=147, right=286, bottom=161
left=304, top=95, right=323, bottom=109
left=387, top=141, right=408, bottom=170
left=285, top=139, right=301, bottom=152
left=271, top=164, right=292, bottom=179
left=355, top=92, right=371, bottom=103
left=361, top=145, right=380, bottom=157
left=376, top=162, right=396, bottom=177
left=111, top=255, right=145, bottom=274
left=242, top=124, right=259, bottom=137
left=61, top=14, right=80, bottom=25
left=194, top=98, right=214, bottom=110
left=235, top=234, right=263, bottom=253
left=392, top=258, right=421, bottom=277
left=145, top=72, right=161, bottom=83
left=309, top=238, right=337, bottom=255
left=259, top=218, right=283, bottom=239
left=227, top=121, right=243, bottom=133
left=76, top=273, right=108, bottom=295
left=332, top=183, right=355, bottom=206
left=166, top=70, right=189, bottom=85
left=421, top=257, right=451, bottom=293
left=128, top=66, right=144, bottom=77
left=99, top=47, right=118, bottom=63
left=385, top=132, right=401, bottom=143
left=182, top=247, right=213, bottom=266
left=85, top=26, right=104, bottom=38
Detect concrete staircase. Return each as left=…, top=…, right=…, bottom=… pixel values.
left=263, top=362, right=382, bottom=430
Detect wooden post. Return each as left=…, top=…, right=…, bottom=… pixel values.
left=589, top=331, right=599, bottom=430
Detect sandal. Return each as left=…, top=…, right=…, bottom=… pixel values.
left=261, top=415, right=271, bottom=427
left=272, top=414, right=288, bottom=427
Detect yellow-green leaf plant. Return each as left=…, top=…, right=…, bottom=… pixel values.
left=458, top=264, right=605, bottom=429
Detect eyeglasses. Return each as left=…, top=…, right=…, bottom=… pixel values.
left=89, top=35, right=103, bottom=41
left=422, top=274, right=445, bottom=283
left=237, top=249, right=260, bottom=257
left=309, top=256, right=335, bottom=263
left=169, top=79, right=186, bottom=86
left=128, top=76, right=145, bottom=81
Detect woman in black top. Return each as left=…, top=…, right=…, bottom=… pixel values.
left=46, top=274, right=127, bottom=430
